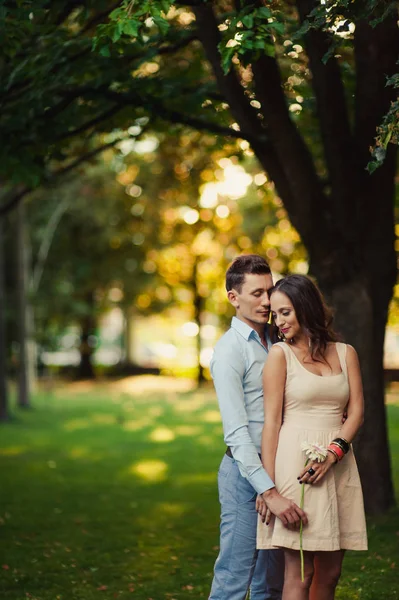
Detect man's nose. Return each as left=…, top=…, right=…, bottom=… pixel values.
left=261, top=292, right=270, bottom=306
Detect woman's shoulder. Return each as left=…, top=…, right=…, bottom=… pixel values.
left=269, top=342, right=290, bottom=359
left=328, top=341, right=357, bottom=354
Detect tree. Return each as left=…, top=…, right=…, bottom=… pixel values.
left=1, top=1, right=397, bottom=512
left=94, top=1, right=398, bottom=514
left=28, top=159, right=150, bottom=379
left=0, top=217, right=8, bottom=420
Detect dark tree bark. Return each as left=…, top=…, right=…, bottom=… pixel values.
left=192, top=257, right=206, bottom=386
left=76, top=291, right=96, bottom=380
left=193, top=2, right=399, bottom=513
left=16, top=201, right=30, bottom=407
left=0, top=218, right=9, bottom=421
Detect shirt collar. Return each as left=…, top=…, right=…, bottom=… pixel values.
left=231, top=316, right=263, bottom=342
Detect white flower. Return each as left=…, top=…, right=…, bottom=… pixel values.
left=301, top=441, right=328, bottom=463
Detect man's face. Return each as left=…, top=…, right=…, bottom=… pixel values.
left=228, top=273, right=274, bottom=331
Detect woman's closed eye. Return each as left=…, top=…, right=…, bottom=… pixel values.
left=272, top=310, right=291, bottom=318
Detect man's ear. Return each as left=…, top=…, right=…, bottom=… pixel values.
left=227, top=289, right=239, bottom=308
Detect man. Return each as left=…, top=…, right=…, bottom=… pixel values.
left=209, top=255, right=307, bottom=600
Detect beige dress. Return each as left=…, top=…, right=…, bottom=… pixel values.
left=257, top=342, right=368, bottom=551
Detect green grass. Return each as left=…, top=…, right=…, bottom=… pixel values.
left=0, top=378, right=398, bottom=600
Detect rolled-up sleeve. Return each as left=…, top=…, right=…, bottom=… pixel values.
left=211, top=342, right=274, bottom=494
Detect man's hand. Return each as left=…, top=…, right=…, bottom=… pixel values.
left=262, top=488, right=307, bottom=530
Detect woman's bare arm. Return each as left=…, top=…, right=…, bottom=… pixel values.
left=335, top=345, right=364, bottom=442
left=261, top=345, right=286, bottom=485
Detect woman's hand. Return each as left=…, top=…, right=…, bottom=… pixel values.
left=256, top=494, right=272, bottom=525
left=298, top=453, right=336, bottom=485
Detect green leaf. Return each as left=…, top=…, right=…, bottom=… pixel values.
left=160, top=0, right=171, bottom=14
left=263, top=43, right=275, bottom=57
left=269, top=21, right=285, bottom=35
left=153, top=15, right=169, bottom=36
left=111, top=22, right=124, bottom=43
left=366, top=160, right=380, bottom=174
left=99, top=46, right=111, bottom=58
left=242, top=14, right=254, bottom=29
left=122, top=19, right=140, bottom=37
left=220, top=46, right=236, bottom=75
left=257, top=7, right=272, bottom=19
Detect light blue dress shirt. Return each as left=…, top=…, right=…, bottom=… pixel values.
left=210, top=316, right=275, bottom=495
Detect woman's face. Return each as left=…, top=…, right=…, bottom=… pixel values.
left=270, top=290, right=302, bottom=341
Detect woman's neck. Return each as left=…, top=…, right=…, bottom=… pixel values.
left=289, top=332, right=309, bottom=350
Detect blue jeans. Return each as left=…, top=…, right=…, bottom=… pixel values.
left=209, top=454, right=284, bottom=600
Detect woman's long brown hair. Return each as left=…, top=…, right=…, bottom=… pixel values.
left=270, top=274, right=340, bottom=363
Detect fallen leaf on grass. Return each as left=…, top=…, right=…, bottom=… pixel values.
left=2, top=565, right=10, bottom=570
left=97, top=585, right=108, bottom=591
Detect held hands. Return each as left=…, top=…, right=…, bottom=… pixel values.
left=256, top=495, right=272, bottom=525
left=260, top=488, right=308, bottom=530
left=298, top=452, right=336, bottom=485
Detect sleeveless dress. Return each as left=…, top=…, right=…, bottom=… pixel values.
left=257, top=342, right=368, bottom=551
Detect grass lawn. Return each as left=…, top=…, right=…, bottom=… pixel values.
left=0, top=376, right=398, bottom=600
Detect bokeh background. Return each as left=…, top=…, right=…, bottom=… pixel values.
left=1, top=2, right=399, bottom=599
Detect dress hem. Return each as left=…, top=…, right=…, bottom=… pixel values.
left=257, top=538, right=368, bottom=552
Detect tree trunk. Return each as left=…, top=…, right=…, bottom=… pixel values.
left=16, top=201, right=30, bottom=407
left=123, top=305, right=135, bottom=366
left=317, top=277, right=395, bottom=514
left=0, top=218, right=9, bottom=421
left=193, top=258, right=205, bottom=386
left=77, top=292, right=96, bottom=380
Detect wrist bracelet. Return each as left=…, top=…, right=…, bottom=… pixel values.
left=331, top=440, right=346, bottom=454
left=332, top=437, right=350, bottom=453
left=328, top=443, right=345, bottom=460
left=327, top=448, right=339, bottom=463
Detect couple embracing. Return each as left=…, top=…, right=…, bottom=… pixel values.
left=209, top=254, right=367, bottom=600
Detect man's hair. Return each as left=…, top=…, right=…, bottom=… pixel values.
left=226, top=254, right=271, bottom=292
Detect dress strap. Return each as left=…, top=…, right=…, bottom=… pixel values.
left=335, top=342, right=348, bottom=377
left=275, top=342, right=294, bottom=371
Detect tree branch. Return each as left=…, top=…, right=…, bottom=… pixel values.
left=53, top=1, right=85, bottom=26
left=192, top=2, right=323, bottom=249
left=296, top=0, right=356, bottom=223
left=354, top=15, right=399, bottom=166
left=55, top=104, right=123, bottom=141
left=0, top=139, right=120, bottom=217
left=192, top=3, right=265, bottom=139
left=102, top=88, right=261, bottom=142
left=77, top=1, right=122, bottom=35
left=30, top=196, right=71, bottom=295
left=0, top=187, right=29, bottom=217
left=353, top=15, right=398, bottom=292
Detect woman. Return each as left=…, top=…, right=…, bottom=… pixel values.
left=257, top=274, right=367, bottom=600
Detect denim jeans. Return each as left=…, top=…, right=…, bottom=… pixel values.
left=209, top=454, right=284, bottom=600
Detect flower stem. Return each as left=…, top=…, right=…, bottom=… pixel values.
left=300, top=459, right=309, bottom=582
